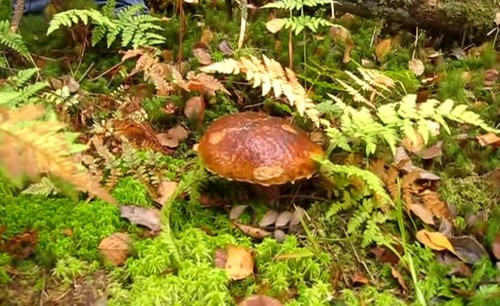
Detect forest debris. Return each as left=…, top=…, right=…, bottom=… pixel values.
left=0, top=229, right=38, bottom=260
left=421, top=190, right=452, bottom=221
left=119, top=205, right=161, bottom=232
left=375, top=38, right=393, bottom=61
left=329, top=25, right=353, bottom=63
left=416, top=230, right=454, bottom=252
left=483, top=68, right=498, bottom=88
left=416, top=141, right=443, bottom=159
left=435, top=252, right=472, bottom=277
left=391, top=267, right=408, bottom=292
left=259, top=210, right=279, bottom=227
left=265, top=18, right=286, bottom=34
left=219, top=40, right=234, bottom=56
left=155, top=133, right=179, bottom=148
left=192, top=44, right=212, bottom=65
left=448, top=236, right=488, bottom=264
left=113, top=119, right=172, bottom=154
left=289, top=207, right=305, bottom=227
left=409, top=203, right=435, bottom=225
left=184, top=96, right=205, bottom=125
left=273, top=229, right=286, bottom=243
left=476, top=132, right=500, bottom=147
left=98, top=233, right=131, bottom=266
left=275, top=211, right=293, bottom=228
left=216, top=245, right=254, bottom=280
left=238, top=295, right=283, bottom=306
left=492, top=233, right=500, bottom=260
left=408, top=59, right=425, bottom=76
left=155, top=180, right=178, bottom=206
left=230, top=205, right=249, bottom=220
left=232, top=221, right=273, bottom=239
left=167, top=125, right=189, bottom=142
left=352, top=273, right=369, bottom=286
left=186, top=72, right=230, bottom=96
left=370, top=246, right=400, bottom=265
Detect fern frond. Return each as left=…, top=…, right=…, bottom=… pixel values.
left=0, top=20, right=30, bottom=60
left=22, top=176, right=60, bottom=196
left=0, top=104, right=117, bottom=205
left=200, top=55, right=320, bottom=126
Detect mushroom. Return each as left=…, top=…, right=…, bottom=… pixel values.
left=197, top=112, right=324, bottom=191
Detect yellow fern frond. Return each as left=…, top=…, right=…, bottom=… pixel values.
left=200, top=55, right=320, bottom=126
left=0, top=105, right=117, bottom=205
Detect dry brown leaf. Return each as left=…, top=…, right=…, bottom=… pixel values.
left=98, top=232, right=131, bottom=266
left=238, top=295, right=283, bottom=306
left=370, top=246, right=400, bottom=265
left=391, top=267, right=408, bottom=292
left=409, top=203, right=435, bottom=225
left=273, top=229, right=286, bottom=243
left=225, top=245, right=254, bottom=280
left=375, top=38, right=393, bottom=61
left=275, top=211, right=293, bottom=228
left=119, top=205, right=161, bottom=232
left=477, top=132, right=500, bottom=147
left=219, top=40, right=234, bottom=56
left=186, top=72, right=230, bottom=96
left=492, top=233, right=500, bottom=260
left=265, top=18, right=286, bottom=34
left=421, top=190, right=452, bottom=221
left=289, top=207, right=305, bottom=226
left=448, top=235, right=488, bottom=264
left=416, top=230, right=454, bottom=252
left=329, top=25, right=353, bottom=63
left=230, top=205, right=249, bottom=220
left=155, top=181, right=178, bottom=206
left=113, top=119, right=172, bottom=154
left=233, top=221, right=273, bottom=239
left=167, top=125, right=189, bottom=142
left=0, top=229, right=38, bottom=260
left=200, top=28, right=214, bottom=45
left=184, top=96, right=205, bottom=124
left=193, top=47, right=212, bottom=65
left=416, top=141, right=443, bottom=159
left=352, top=273, right=369, bottom=286
left=259, top=210, right=279, bottom=227
left=408, top=59, right=425, bottom=76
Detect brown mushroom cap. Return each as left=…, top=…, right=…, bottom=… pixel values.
left=197, top=112, right=324, bottom=186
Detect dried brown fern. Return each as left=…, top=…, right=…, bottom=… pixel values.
left=199, top=55, right=320, bottom=127
left=0, top=105, right=117, bottom=205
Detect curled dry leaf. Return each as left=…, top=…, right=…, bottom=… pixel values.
left=155, top=133, right=179, bottom=148
left=155, top=181, right=178, bottom=206
left=476, top=132, right=500, bottom=147
left=224, top=245, right=254, bottom=280
left=233, top=221, right=273, bottom=239
left=219, top=40, right=234, bottom=56
left=167, top=125, right=189, bottom=142
left=120, top=205, right=161, bottom=232
left=273, top=229, right=286, bottom=243
left=184, top=96, right=205, bottom=125
left=259, top=210, right=279, bottom=227
left=98, top=232, right=131, bottom=266
left=230, top=205, right=249, bottom=220
left=408, top=59, right=425, bottom=76
left=435, top=252, right=472, bottom=277
left=192, top=46, right=212, bottom=65
left=391, top=267, right=408, bottom=292
left=409, top=203, right=435, bottom=225
left=416, top=141, right=443, bottom=160
left=416, top=230, right=455, bottom=252
left=352, top=273, right=369, bottom=286
left=370, top=246, right=400, bottom=265
left=238, top=295, right=283, bottom=306
left=265, top=18, right=286, bottom=34
left=448, top=235, right=488, bottom=264
left=275, top=211, right=293, bottom=228
left=289, top=207, right=305, bottom=227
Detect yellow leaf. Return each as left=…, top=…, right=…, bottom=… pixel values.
left=225, top=245, right=254, bottom=280
left=416, top=230, right=455, bottom=252
left=265, top=18, right=286, bottom=34
left=375, top=38, right=393, bottom=61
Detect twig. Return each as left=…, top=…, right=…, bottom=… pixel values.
left=9, top=0, right=25, bottom=33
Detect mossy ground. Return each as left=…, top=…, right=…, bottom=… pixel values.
left=2, top=0, right=500, bottom=305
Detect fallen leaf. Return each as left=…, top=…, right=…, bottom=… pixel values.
left=476, top=132, right=500, bottom=147
left=352, top=273, right=369, bottom=286
left=225, top=245, right=254, bottom=280
left=435, top=252, right=472, bottom=277
left=1, top=229, right=38, bottom=260
left=259, top=210, right=279, bottom=227
left=330, top=25, right=354, bottom=63
left=408, top=59, right=425, bottom=76
left=265, top=18, right=286, bottom=34
left=409, top=203, right=435, bottom=225
left=370, top=246, right=400, bottom=265
left=200, top=28, right=214, bottom=45
left=421, top=190, right=452, bottom=221
left=391, top=267, right=408, bottom=291
left=155, top=133, right=179, bottom=148
left=219, top=40, right=234, bottom=56
left=155, top=181, right=178, bottom=206
left=375, top=38, right=393, bottom=61
left=230, top=205, right=249, bottom=220
left=289, top=207, right=305, bottom=226
left=484, top=69, right=498, bottom=88
left=193, top=46, right=212, bottom=65
left=238, top=295, right=283, bottom=306
left=416, top=230, right=455, bottom=252
left=416, top=141, right=443, bottom=159
left=448, top=235, right=488, bottom=264
left=184, top=96, right=205, bottom=125
left=119, top=205, right=161, bottom=232
left=273, top=229, right=286, bottom=243
left=233, top=221, right=273, bottom=239
left=492, top=233, right=500, bottom=260
left=98, top=233, right=131, bottom=266
left=275, top=211, right=293, bottom=228
left=167, top=125, right=189, bottom=141
left=214, top=248, right=228, bottom=268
